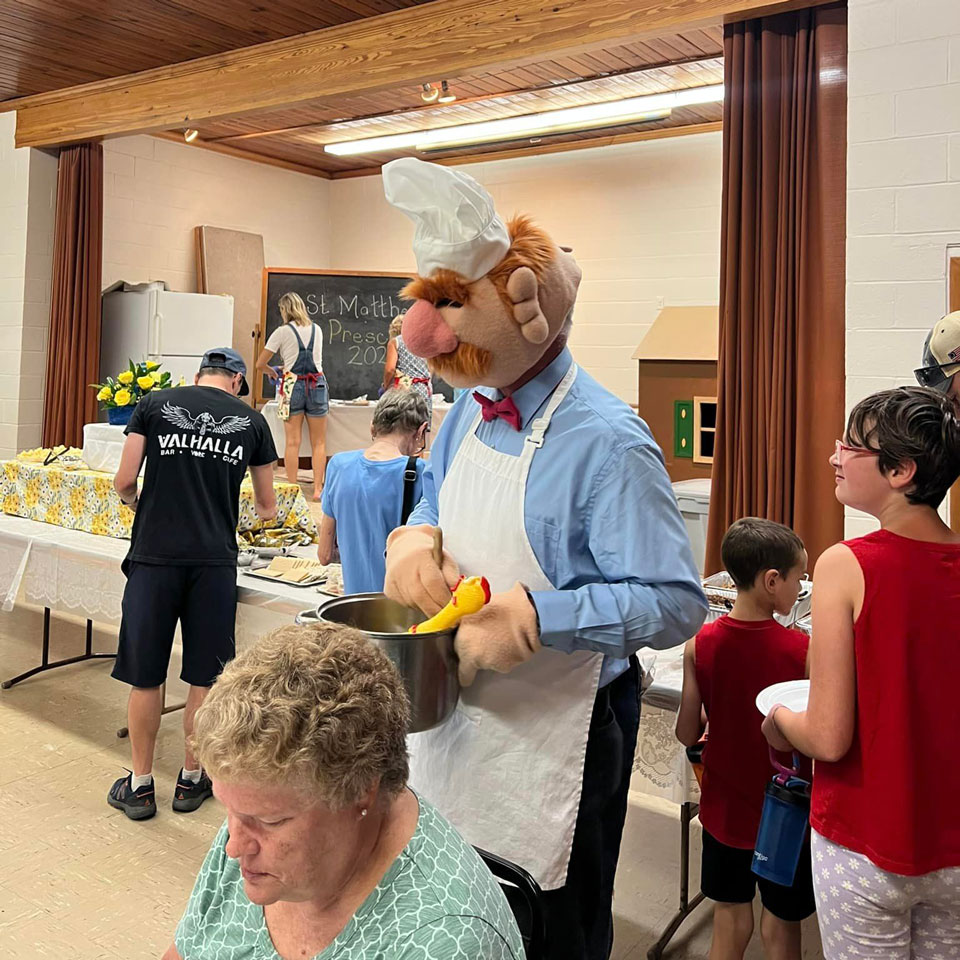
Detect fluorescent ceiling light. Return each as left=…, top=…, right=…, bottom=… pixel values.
left=324, top=83, right=723, bottom=157
left=420, top=108, right=671, bottom=151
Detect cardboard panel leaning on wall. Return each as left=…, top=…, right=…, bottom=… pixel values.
left=196, top=225, right=265, bottom=389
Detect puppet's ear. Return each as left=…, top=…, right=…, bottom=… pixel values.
left=505, top=267, right=549, bottom=344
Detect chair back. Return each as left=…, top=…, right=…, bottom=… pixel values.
left=475, top=847, right=546, bottom=960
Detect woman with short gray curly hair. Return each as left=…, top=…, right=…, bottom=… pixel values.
left=163, top=623, right=522, bottom=960
left=318, top=388, right=431, bottom=593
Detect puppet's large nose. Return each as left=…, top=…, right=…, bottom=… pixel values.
left=402, top=299, right=459, bottom=359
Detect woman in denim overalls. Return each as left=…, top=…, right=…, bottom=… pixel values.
left=256, top=292, right=328, bottom=500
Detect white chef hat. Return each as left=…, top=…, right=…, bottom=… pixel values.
left=382, top=158, right=511, bottom=282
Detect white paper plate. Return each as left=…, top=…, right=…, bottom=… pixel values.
left=756, top=679, right=810, bottom=716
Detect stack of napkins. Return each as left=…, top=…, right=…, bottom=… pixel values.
left=259, top=557, right=329, bottom=584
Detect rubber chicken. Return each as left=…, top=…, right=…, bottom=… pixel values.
left=409, top=575, right=492, bottom=634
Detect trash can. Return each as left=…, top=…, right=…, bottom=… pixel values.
left=672, top=478, right=711, bottom=575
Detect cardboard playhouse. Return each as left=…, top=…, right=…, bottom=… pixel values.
left=632, top=305, right=718, bottom=483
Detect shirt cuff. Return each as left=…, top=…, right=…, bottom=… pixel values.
left=529, top=589, right=577, bottom=652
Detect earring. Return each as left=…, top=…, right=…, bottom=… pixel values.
left=360, top=808, right=368, bottom=819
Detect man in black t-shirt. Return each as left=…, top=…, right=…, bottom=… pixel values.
left=107, top=348, right=278, bottom=821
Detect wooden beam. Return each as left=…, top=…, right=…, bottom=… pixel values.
left=206, top=53, right=722, bottom=144
left=151, top=131, right=331, bottom=179
left=10, top=0, right=833, bottom=148
left=327, top=121, right=724, bottom=179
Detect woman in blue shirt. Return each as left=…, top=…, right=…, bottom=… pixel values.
left=318, top=389, right=430, bottom=594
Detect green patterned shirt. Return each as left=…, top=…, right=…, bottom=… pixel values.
left=175, top=797, right=523, bottom=959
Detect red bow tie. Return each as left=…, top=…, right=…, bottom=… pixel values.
left=473, top=391, right=522, bottom=431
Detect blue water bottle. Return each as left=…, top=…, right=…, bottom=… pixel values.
left=752, top=750, right=810, bottom=887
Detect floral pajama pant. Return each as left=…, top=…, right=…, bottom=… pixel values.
left=813, top=830, right=960, bottom=960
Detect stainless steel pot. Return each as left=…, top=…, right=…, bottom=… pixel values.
left=296, top=593, right=459, bottom=733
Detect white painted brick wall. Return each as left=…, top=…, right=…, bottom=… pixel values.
left=0, top=115, right=55, bottom=459
left=18, top=148, right=57, bottom=451
left=846, top=0, right=960, bottom=535
left=327, top=133, right=722, bottom=404
left=102, top=136, right=331, bottom=292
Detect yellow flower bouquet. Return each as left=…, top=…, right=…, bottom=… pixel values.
left=91, top=360, right=173, bottom=425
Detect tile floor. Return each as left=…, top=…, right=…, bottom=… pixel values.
left=0, top=603, right=822, bottom=959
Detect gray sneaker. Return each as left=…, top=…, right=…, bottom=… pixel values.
left=107, top=772, right=157, bottom=821
left=172, top=770, right=213, bottom=813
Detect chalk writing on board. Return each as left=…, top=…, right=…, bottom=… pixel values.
left=260, top=270, right=452, bottom=402
left=303, top=292, right=404, bottom=320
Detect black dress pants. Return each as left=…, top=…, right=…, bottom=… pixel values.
left=541, top=657, right=642, bottom=960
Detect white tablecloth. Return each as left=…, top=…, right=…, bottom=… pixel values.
left=0, top=514, right=324, bottom=648
left=262, top=399, right=452, bottom=459
left=631, top=645, right=699, bottom=806
left=0, top=511, right=695, bottom=803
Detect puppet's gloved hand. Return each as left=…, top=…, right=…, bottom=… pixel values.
left=384, top=525, right=461, bottom=617
left=454, top=582, right=541, bottom=687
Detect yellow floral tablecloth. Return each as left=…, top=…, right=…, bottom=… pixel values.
left=0, top=460, right=317, bottom=544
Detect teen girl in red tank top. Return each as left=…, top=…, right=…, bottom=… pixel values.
left=764, top=386, right=960, bottom=960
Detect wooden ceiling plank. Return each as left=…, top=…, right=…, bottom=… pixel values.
left=658, top=34, right=709, bottom=58
left=641, top=37, right=690, bottom=61
left=681, top=27, right=725, bottom=55
left=174, top=0, right=340, bottom=33
left=505, top=66, right=557, bottom=87
left=0, top=0, right=435, bottom=100
left=10, top=0, right=833, bottom=148
left=2, top=1, right=273, bottom=59
left=522, top=60, right=581, bottom=83
left=569, top=51, right=627, bottom=74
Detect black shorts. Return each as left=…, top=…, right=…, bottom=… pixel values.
left=111, top=561, right=238, bottom=688
left=700, top=827, right=816, bottom=922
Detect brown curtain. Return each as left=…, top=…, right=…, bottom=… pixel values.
left=704, top=4, right=847, bottom=574
left=42, top=143, right=103, bottom=448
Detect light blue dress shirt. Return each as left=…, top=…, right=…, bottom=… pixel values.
left=409, top=348, right=707, bottom=686
left=324, top=451, right=425, bottom=595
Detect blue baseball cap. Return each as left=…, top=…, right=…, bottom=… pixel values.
left=200, top=347, right=249, bottom=396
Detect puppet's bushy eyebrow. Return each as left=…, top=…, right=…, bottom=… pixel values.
left=401, top=270, right=471, bottom=305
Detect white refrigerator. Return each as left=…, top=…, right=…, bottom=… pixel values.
left=99, top=282, right=235, bottom=396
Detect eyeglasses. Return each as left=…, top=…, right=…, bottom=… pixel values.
left=835, top=439, right=880, bottom=460
left=914, top=363, right=954, bottom=391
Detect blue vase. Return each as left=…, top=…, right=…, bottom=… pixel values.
left=107, top=406, right=134, bottom=426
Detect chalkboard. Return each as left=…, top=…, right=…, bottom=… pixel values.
left=259, top=269, right=453, bottom=402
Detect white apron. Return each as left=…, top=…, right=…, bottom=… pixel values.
left=408, top=363, right=603, bottom=890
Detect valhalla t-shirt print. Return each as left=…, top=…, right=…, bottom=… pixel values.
left=125, top=386, right=277, bottom=565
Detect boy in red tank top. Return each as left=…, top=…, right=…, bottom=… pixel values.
left=763, top=386, right=960, bottom=960
left=677, top=518, right=812, bottom=960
